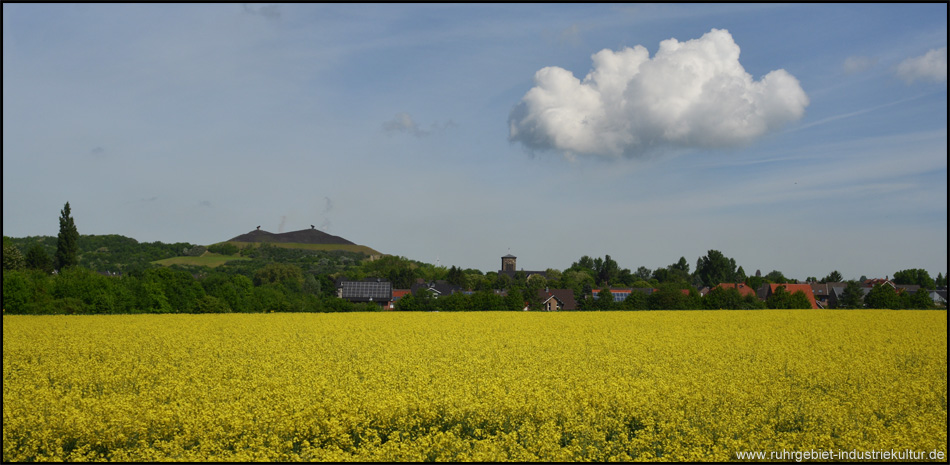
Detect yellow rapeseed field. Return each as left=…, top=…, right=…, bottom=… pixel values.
left=3, top=311, right=947, bottom=461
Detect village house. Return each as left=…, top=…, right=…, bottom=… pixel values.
left=756, top=283, right=820, bottom=309
left=536, top=288, right=577, bottom=311
left=336, top=278, right=392, bottom=309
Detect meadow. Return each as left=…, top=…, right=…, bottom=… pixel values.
left=3, top=311, right=946, bottom=461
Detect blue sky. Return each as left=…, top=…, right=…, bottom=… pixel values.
left=3, top=3, right=946, bottom=281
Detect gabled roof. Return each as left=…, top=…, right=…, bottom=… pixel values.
left=411, top=280, right=463, bottom=297
left=715, top=282, right=757, bottom=297
left=537, top=288, right=577, bottom=310
left=338, top=279, right=392, bottom=301
left=766, top=283, right=819, bottom=309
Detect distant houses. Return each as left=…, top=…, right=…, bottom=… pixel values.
left=333, top=253, right=944, bottom=311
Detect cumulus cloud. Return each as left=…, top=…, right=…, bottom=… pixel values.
left=508, top=28, right=809, bottom=159
left=896, top=46, right=947, bottom=84
left=382, top=112, right=457, bottom=137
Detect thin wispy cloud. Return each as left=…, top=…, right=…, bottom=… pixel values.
left=241, top=3, right=281, bottom=20
left=842, top=55, right=878, bottom=75
left=382, top=113, right=457, bottom=138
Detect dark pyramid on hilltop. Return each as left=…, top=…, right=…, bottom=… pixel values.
left=228, top=228, right=355, bottom=245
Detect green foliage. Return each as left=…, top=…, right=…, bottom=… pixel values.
left=25, top=243, right=54, bottom=273
left=703, top=286, right=743, bottom=310
left=55, top=202, right=80, bottom=270
left=595, top=288, right=615, bottom=310
left=3, top=270, right=32, bottom=312
left=766, top=286, right=812, bottom=309
left=822, top=270, right=843, bottom=283
left=837, top=281, right=866, bottom=309
left=253, top=262, right=304, bottom=292
left=864, top=284, right=901, bottom=309
left=619, top=290, right=648, bottom=310
left=3, top=242, right=25, bottom=271
left=764, top=270, right=790, bottom=284
left=902, top=288, right=934, bottom=309
left=504, top=289, right=524, bottom=311
left=206, top=243, right=239, bottom=256
left=892, top=268, right=935, bottom=289
left=695, top=250, right=738, bottom=287
left=194, top=295, right=229, bottom=313
left=648, top=284, right=700, bottom=310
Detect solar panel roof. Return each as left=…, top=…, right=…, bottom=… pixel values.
left=340, top=281, right=392, bottom=300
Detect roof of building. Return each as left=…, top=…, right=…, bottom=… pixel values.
left=715, top=282, right=758, bottom=297
left=338, top=279, right=392, bottom=301
left=497, top=269, right=547, bottom=279
left=537, top=288, right=577, bottom=310
left=765, top=283, right=819, bottom=309
left=411, top=280, right=464, bottom=296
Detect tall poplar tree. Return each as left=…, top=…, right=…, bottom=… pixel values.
left=55, top=202, right=79, bottom=270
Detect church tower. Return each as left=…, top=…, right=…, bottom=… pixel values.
left=501, top=253, right=517, bottom=272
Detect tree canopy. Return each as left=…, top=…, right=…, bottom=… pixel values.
left=55, top=202, right=80, bottom=270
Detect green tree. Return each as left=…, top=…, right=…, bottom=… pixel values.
left=596, top=255, right=620, bottom=286
left=253, top=263, right=304, bottom=292
left=766, top=286, right=810, bottom=309
left=892, top=269, right=935, bottom=289
left=703, top=286, right=743, bottom=310
left=735, top=266, right=747, bottom=283
left=837, top=281, right=865, bottom=309
left=901, top=288, right=934, bottom=309
left=695, top=250, right=738, bottom=287
left=764, top=270, right=789, bottom=283
left=55, top=202, right=80, bottom=270
left=3, top=238, right=25, bottom=271
left=595, top=288, right=615, bottom=310
left=634, top=266, right=652, bottom=281
left=822, top=270, right=843, bottom=283
left=25, top=243, right=54, bottom=273
left=619, top=290, right=648, bottom=310
left=504, top=289, right=524, bottom=311
left=647, top=284, right=695, bottom=310
left=865, top=284, right=900, bottom=309
left=446, top=265, right=466, bottom=286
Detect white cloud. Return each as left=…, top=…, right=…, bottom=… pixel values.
left=896, top=46, right=947, bottom=84
left=509, top=28, right=809, bottom=159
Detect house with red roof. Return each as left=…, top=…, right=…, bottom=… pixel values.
left=758, top=283, right=819, bottom=309
left=714, top=282, right=758, bottom=298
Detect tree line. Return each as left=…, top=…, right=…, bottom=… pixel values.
left=2, top=203, right=945, bottom=314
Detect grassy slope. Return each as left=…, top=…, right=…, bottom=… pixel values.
left=224, top=241, right=381, bottom=256
left=152, top=252, right=251, bottom=268
left=152, top=242, right=382, bottom=268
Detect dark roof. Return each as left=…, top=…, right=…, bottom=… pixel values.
left=502, top=254, right=517, bottom=258
left=338, top=280, right=392, bottom=301
left=411, top=280, right=463, bottom=296
left=229, top=228, right=355, bottom=245
left=497, top=269, right=547, bottom=279
left=538, top=288, right=577, bottom=310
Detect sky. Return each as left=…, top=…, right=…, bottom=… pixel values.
left=3, top=3, right=947, bottom=281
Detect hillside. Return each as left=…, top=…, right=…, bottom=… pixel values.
left=228, top=228, right=356, bottom=245
left=223, top=228, right=381, bottom=257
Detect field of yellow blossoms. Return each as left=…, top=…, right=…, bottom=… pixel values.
left=3, top=310, right=947, bottom=461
